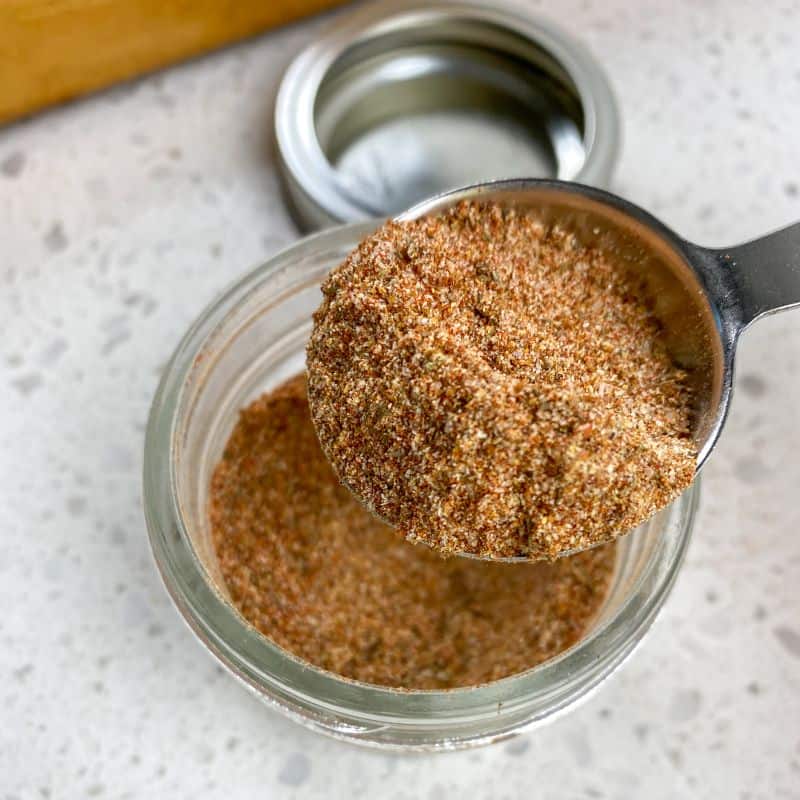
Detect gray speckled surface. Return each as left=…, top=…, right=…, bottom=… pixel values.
left=2, top=1, right=800, bottom=797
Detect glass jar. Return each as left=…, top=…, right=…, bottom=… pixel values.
left=143, top=222, right=698, bottom=751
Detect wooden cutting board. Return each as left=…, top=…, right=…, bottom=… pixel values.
left=0, top=0, right=348, bottom=124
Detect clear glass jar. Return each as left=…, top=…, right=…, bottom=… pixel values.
left=143, top=222, right=698, bottom=751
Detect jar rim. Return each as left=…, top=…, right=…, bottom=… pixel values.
left=143, top=222, right=696, bottom=745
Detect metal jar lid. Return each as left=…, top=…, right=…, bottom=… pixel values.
left=275, top=0, right=621, bottom=231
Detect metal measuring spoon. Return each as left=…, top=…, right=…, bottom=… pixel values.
left=394, top=178, right=800, bottom=559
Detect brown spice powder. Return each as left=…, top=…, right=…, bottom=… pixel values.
left=209, top=375, right=616, bottom=690
left=307, top=201, right=696, bottom=560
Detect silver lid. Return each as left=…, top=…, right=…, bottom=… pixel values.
left=276, top=0, right=621, bottom=231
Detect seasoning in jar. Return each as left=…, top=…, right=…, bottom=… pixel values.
left=209, top=374, right=616, bottom=689
left=307, top=200, right=696, bottom=561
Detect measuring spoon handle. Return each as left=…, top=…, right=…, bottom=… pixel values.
left=707, top=221, right=800, bottom=328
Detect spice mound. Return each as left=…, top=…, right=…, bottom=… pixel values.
left=307, top=200, right=696, bottom=560
left=209, top=375, right=615, bottom=689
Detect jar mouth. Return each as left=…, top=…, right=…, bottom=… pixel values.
left=143, top=222, right=696, bottom=747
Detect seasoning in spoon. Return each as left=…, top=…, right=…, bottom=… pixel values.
left=307, top=200, right=696, bottom=560
left=209, top=374, right=616, bottom=689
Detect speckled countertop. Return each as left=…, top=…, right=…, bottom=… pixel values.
left=2, top=1, right=800, bottom=797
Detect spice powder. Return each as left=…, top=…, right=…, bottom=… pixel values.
left=307, top=200, right=696, bottom=560
left=210, top=375, right=615, bottom=690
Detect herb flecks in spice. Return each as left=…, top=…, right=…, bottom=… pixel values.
left=209, top=375, right=615, bottom=690
left=307, top=201, right=696, bottom=560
